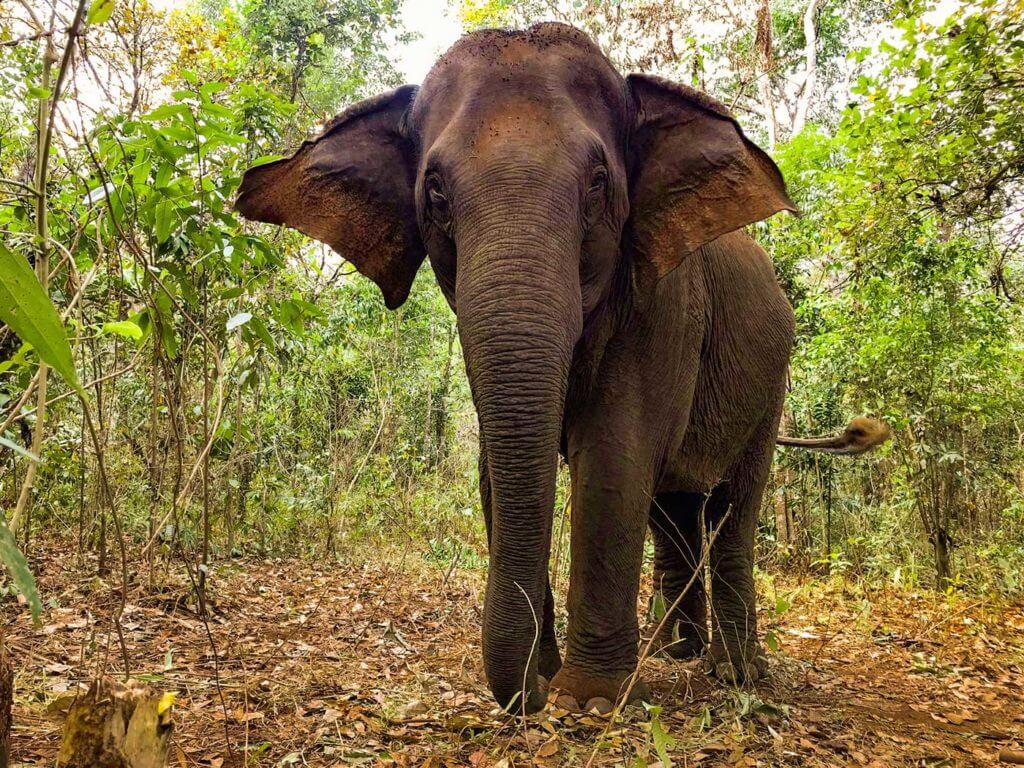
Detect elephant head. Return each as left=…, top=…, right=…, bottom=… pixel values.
left=235, top=22, right=795, bottom=713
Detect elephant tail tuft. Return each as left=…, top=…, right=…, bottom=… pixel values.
left=776, top=416, right=891, bottom=456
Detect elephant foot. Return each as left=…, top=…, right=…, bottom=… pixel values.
left=650, top=621, right=707, bottom=661
left=705, top=642, right=768, bottom=684
left=538, top=640, right=562, bottom=680
left=519, top=674, right=550, bottom=715
left=549, top=664, right=649, bottom=713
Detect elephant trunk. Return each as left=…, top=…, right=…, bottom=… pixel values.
left=456, top=223, right=582, bottom=713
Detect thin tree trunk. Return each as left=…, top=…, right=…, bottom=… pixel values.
left=431, top=323, right=456, bottom=466
left=92, top=339, right=108, bottom=576
left=147, top=341, right=160, bottom=571
left=934, top=528, right=952, bottom=590
left=225, top=333, right=243, bottom=555
left=199, top=283, right=211, bottom=611
left=97, top=502, right=108, bottom=576
left=77, top=405, right=86, bottom=559
left=9, top=35, right=57, bottom=537
left=774, top=408, right=796, bottom=553
left=792, top=0, right=823, bottom=135
left=422, top=320, right=436, bottom=461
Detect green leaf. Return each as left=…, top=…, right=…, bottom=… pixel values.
left=0, top=435, right=39, bottom=463
left=154, top=163, right=173, bottom=189
left=0, top=242, right=83, bottom=397
left=131, top=158, right=152, bottom=186
left=650, top=590, right=667, bottom=621
left=86, top=0, right=115, bottom=25
left=145, top=104, right=193, bottom=123
left=154, top=200, right=173, bottom=243
left=644, top=704, right=675, bottom=767
left=159, top=322, right=178, bottom=358
left=102, top=320, right=143, bottom=341
left=246, top=316, right=275, bottom=351
left=0, top=523, right=42, bottom=625
left=200, top=82, right=228, bottom=97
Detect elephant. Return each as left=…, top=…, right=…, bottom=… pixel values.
left=235, top=22, right=889, bottom=714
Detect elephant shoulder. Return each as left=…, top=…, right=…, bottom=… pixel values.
left=695, top=231, right=795, bottom=363
left=701, top=231, right=793, bottom=327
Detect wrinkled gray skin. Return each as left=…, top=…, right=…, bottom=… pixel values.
left=237, top=23, right=802, bottom=713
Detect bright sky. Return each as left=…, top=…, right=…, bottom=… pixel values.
left=393, top=0, right=464, bottom=83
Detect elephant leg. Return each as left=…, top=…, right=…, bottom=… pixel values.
left=648, top=492, right=708, bottom=659
left=705, top=414, right=779, bottom=684
left=550, top=446, right=651, bottom=708
left=478, top=441, right=562, bottom=679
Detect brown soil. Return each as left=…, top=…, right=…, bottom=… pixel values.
left=5, top=539, right=1024, bottom=766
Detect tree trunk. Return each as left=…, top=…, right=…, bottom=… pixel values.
left=934, top=528, right=952, bottom=591
left=431, top=323, right=457, bottom=466
left=792, top=0, right=823, bottom=135
left=198, top=282, right=211, bottom=610
left=8, top=34, right=57, bottom=538
left=147, top=343, right=160, bottom=572
left=774, top=468, right=796, bottom=552
left=774, top=408, right=796, bottom=554
left=225, top=334, right=244, bottom=555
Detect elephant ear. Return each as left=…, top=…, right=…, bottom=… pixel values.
left=235, top=85, right=424, bottom=309
left=625, top=74, right=797, bottom=279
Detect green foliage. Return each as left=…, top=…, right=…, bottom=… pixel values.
left=457, top=0, right=524, bottom=29
left=763, top=0, right=1024, bottom=590
left=0, top=242, right=83, bottom=397
left=0, top=435, right=38, bottom=462
left=0, top=0, right=465, bottom=578
left=0, top=523, right=42, bottom=624
left=844, top=0, right=1023, bottom=229
left=241, top=0, right=404, bottom=108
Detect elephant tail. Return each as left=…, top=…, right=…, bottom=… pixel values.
left=776, top=416, right=891, bottom=456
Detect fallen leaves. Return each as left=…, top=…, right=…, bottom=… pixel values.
left=4, top=539, right=1024, bottom=766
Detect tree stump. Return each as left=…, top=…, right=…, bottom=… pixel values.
left=58, top=678, right=173, bottom=768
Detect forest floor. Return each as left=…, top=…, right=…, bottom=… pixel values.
left=6, top=538, right=1024, bottom=767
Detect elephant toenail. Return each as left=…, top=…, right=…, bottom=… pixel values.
left=554, top=694, right=579, bottom=710
left=712, top=661, right=737, bottom=683
left=585, top=696, right=613, bottom=715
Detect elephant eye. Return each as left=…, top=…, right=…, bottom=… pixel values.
left=425, top=175, right=452, bottom=228
left=585, top=166, right=609, bottom=222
